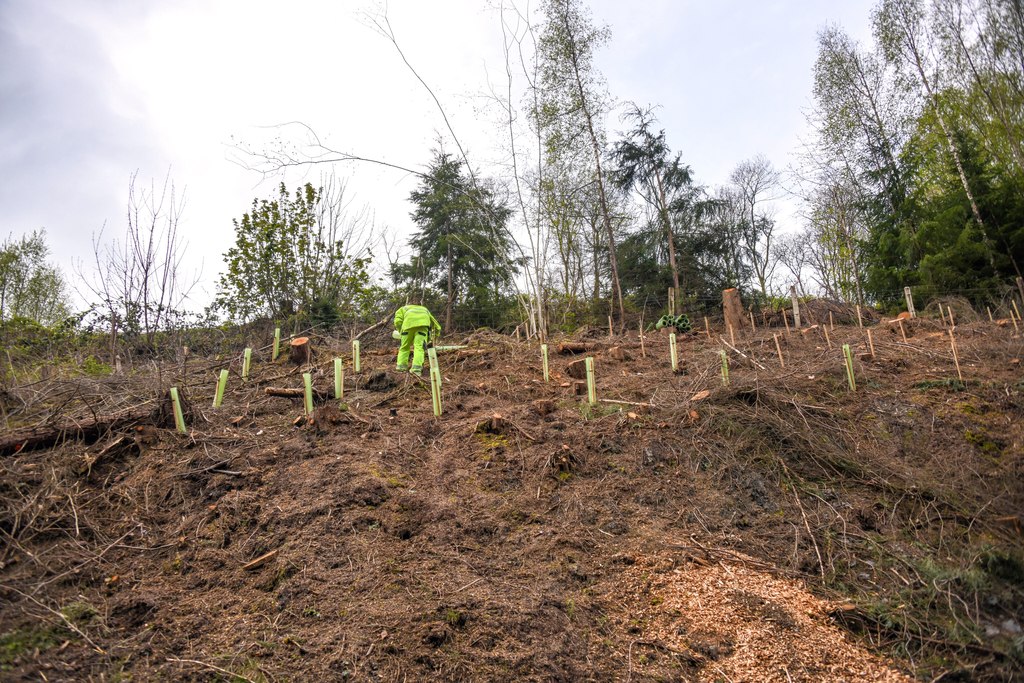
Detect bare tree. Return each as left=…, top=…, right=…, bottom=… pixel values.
left=730, top=155, right=781, bottom=300
left=81, top=171, right=197, bottom=356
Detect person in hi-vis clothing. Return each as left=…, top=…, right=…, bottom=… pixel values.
left=393, top=303, right=441, bottom=376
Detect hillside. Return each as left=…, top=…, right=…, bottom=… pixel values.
left=1, top=315, right=1022, bottom=681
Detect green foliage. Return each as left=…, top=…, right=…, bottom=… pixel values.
left=82, top=356, right=113, bottom=376
left=216, top=182, right=380, bottom=326
left=394, top=151, right=519, bottom=327
left=0, top=230, right=71, bottom=327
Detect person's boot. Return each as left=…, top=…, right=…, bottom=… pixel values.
left=411, top=365, right=423, bottom=376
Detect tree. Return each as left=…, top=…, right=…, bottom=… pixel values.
left=399, top=150, right=517, bottom=329
left=875, top=0, right=999, bottom=269
left=730, top=155, right=782, bottom=300
left=216, top=180, right=377, bottom=325
left=83, top=172, right=195, bottom=351
left=537, top=0, right=625, bottom=327
left=0, top=230, right=70, bottom=326
left=610, top=104, right=698, bottom=309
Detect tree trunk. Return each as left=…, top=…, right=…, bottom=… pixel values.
left=1, top=399, right=175, bottom=457
left=446, top=241, right=453, bottom=331
left=562, top=10, right=625, bottom=330
left=656, top=171, right=681, bottom=308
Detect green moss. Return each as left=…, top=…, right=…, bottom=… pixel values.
left=0, top=626, right=63, bottom=669
left=914, top=378, right=966, bottom=392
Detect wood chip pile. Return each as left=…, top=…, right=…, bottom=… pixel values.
left=620, top=555, right=913, bottom=682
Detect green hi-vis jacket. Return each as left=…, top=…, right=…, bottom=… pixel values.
left=394, top=305, right=441, bottom=335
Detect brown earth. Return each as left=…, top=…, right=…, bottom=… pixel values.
left=1, top=318, right=1023, bottom=681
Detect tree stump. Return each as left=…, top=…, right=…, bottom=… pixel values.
left=566, top=359, right=588, bottom=379
left=722, top=288, right=744, bottom=338
left=607, top=346, right=631, bottom=361
left=289, top=337, right=311, bottom=365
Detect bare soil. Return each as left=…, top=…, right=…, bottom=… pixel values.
left=2, top=317, right=1022, bottom=681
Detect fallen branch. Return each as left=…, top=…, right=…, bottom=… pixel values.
left=599, top=398, right=653, bottom=408
left=719, top=336, right=767, bottom=370
left=354, top=314, right=392, bottom=341
left=242, top=549, right=279, bottom=571
left=1, top=401, right=165, bottom=457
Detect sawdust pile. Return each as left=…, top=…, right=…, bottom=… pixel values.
left=621, top=555, right=912, bottom=682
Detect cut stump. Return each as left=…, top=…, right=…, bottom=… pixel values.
left=289, top=337, right=311, bottom=365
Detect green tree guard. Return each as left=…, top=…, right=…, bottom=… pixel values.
left=213, top=369, right=228, bottom=408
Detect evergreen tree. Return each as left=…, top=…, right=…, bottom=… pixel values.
left=399, top=151, right=517, bottom=329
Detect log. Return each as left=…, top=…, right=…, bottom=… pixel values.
left=722, top=288, right=744, bottom=338
left=289, top=337, right=311, bottom=365
left=557, top=342, right=595, bottom=354
left=264, top=386, right=332, bottom=403
left=566, top=359, right=588, bottom=379
left=1, top=401, right=172, bottom=457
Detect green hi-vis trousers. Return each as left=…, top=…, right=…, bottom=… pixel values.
left=396, top=326, right=430, bottom=373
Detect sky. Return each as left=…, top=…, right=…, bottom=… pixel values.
left=0, top=0, right=875, bottom=310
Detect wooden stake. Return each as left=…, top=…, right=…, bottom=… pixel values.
left=856, top=304, right=863, bottom=328
left=585, top=357, right=596, bottom=405
left=987, top=306, right=993, bottom=322
left=949, top=328, right=963, bottom=383
left=729, top=324, right=736, bottom=347
left=541, top=344, right=550, bottom=382
left=829, top=311, right=834, bottom=332
left=638, top=325, right=646, bottom=358
left=773, top=334, right=784, bottom=368
left=904, top=286, right=916, bottom=318
left=242, top=348, right=252, bottom=381
left=783, top=309, right=791, bottom=335
left=948, top=307, right=956, bottom=329
left=867, top=329, right=876, bottom=358
left=302, top=373, right=314, bottom=415
left=669, top=333, right=678, bottom=373
left=334, top=358, right=344, bottom=399
left=609, top=316, right=614, bottom=338
left=272, top=327, right=281, bottom=361
left=352, top=340, right=361, bottom=373
left=668, top=287, right=675, bottom=316
left=720, top=350, right=730, bottom=386
left=1012, top=309, right=1020, bottom=334
left=897, top=318, right=908, bottom=343
left=843, top=344, right=856, bottom=391
left=704, top=316, right=711, bottom=339
left=790, top=286, right=801, bottom=328
left=749, top=311, right=756, bottom=331
left=213, top=369, right=228, bottom=408
left=170, top=387, right=187, bottom=434
left=1014, top=299, right=1022, bottom=323
left=938, top=303, right=946, bottom=326
left=823, top=325, right=833, bottom=350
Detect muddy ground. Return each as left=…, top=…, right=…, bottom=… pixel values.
left=1, top=316, right=1022, bottom=681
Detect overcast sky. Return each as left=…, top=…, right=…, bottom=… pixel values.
left=0, top=0, right=874, bottom=310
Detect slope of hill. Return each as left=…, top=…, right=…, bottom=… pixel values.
left=1, top=318, right=1022, bottom=681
